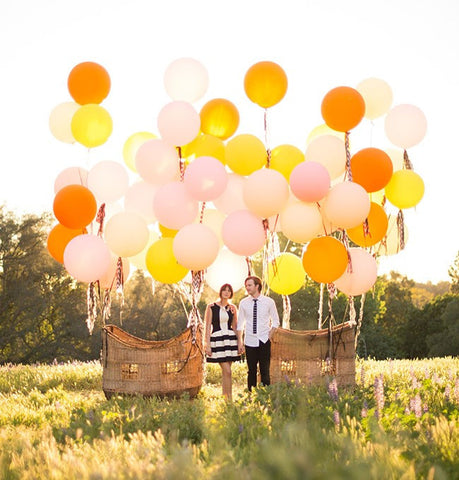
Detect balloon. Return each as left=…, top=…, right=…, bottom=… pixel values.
left=385, top=104, right=427, bottom=149
left=200, top=98, right=240, bottom=140
left=200, top=208, right=226, bottom=247
left=184, top=156, right=228, bottom=201
left=124, top=181, right=157, bottom=224
left=305, top=134, right=346, bottom=180
left=374, top=214, right=408, bottom=256
left=134, top=138, right=180, bottom=185
left=225, top=134, right=267, bottom=175
left=350, top=148, right=393, bottom=193
left=356, top=78, right=393, bottom=120
left=164, top=57, right=209, bottom=103
left=159, top=223, right=178, bottom=238
left=222, top=210, right=266, bottom=256
left=213, top=173, right=247, bottom=214
left=243, top=169, right=289, bottom=218
left=306, top=124, right=345, bottom=145
left=99, top=256, right=131, bottom=289
left=334, top=248, right=378, bottom=296
left=146, top=237, right=189, bottom=284
left=321, top=86, right=365, bottom=132
left=104, top=211, right=149, bottom=257
left=129, top=230, right=159, bottom=270
left=87, top=160, right=129, bottom=203
left=280, top=201, right=323, bottom=243
left=173, top=223, right=219, bottom=270
left=49, top=102, right=79, bottom=143
left=47, top=223, right=83, bottom=263
left=153, top=181, right=199, bottom=230
left=63, top=234, right=111, bottom=283
left=206, top=248, right=248, bottom=292
left=244, top=61, right=288, bottom=108
left=302, top=236, right=348, bottom=284
left=369, top=189, right=385, bottom=206
left=71, top=104, right=113, bottom=148
left=67, top=62, right=111, bottom=105
left=346, top=202, right=389, bottom=247
left=322, top=182, right=371, bottom=230
left=53, top=184, right=97, bottom=229
left=386, top=148, right=404, bottom=172
left=385, top=170, right=424, bottom=209
left=267, top=253, right=305, bottom=295
left=54, top=167, right=88, bottom=193
left=182, top=134, right=225, bottom=163
left=123, top=131, right=156, bottom=172
left=157, top=101, right=200, bottom=146
left=290, top=161, right=330, bottom=203
left=270, top=144, right=304, bottom=181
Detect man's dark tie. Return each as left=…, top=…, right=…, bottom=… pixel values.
left=253, top=298, right=258, bottom=334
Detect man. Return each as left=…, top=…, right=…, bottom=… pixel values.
left=237, top=275, right=280, bottom=391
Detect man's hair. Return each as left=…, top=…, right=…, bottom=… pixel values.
left=219, top=283, right=234, bottom=299
left=245, top=275, right=262, bottom=293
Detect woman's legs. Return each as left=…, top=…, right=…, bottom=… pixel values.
left=220, top=362, right=232, bottom=400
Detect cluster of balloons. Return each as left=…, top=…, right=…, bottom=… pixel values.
left=47, top=59, right=427, bottom=302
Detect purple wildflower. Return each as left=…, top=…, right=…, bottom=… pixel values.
left=454, top=378, right=459, bottom=403
left=360, top=365, right=366, bottom=386
left=410, top=394, right=422, bottom=418
left=444, top=384, right=451, bottom=402
left=374, top=375, right=385, bottom=418
left=361, top=400, right=368, bottom=418
left=328, top=378, right=339, bottom=402
left=333, top=410, right=340, bottom=426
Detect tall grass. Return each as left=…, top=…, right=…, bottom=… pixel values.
left=0, top=358, right=457, bottom=479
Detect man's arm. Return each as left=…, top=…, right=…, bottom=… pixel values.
left=237, top=300, right=245, bottom=354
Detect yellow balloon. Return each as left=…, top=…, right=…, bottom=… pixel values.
left=200, top=98, right=239, bottom=140
left=244, top=61, right=288, bottom=108
left=225, top=134, right=267, bottom=175
left=306, top=123, right=345, bottom=145
left=71, top=104, right=113, bottom=148
left=385, top=170, right=424, bottom=209
left=270, top=144, right=304, bottom=181
left=267, top=253, right=305, bottom=295
left=123, top=131, right=156, bottom=172
left=182, top=133, right=226, bottom=163
left=159, top=223, right=178, bottom=238
left=146, top=238, right=188, bottom=284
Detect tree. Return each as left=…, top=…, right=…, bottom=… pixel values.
left=448, top=251, right=459, bottom=293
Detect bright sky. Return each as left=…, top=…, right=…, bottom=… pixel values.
left=1, top=0, right=458, bottom=284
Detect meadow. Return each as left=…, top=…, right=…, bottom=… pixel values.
left=0, top=357, right=457, bottom=479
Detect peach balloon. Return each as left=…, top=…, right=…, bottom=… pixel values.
left=135, top=138, right=180, bottom=185
left=322, top=182, right=371, bottom=230
left=49, top=102, right=79, bottom=144
left=153, top=181, right=199, bottom=230
left=54, top=167, right=88, bottom=193
left=184, top=156, right=228, bottom=201
left=385, top=104, right=427, bottom=149
left=47, top=223, right=83, bottom=264
left=243, top=169, right=289, bottom=219
left=222, top=210, right=266, bottom=256
left=104, top=211, right=149, bottom=257
left=334, top=248, right=378, bottom=296
left=302, top=236, right=348, bottom=284
left=157, top=101, right=200, bottom=146
left=321, top=86, right=365, bottom=132
left=280, top=201, right=324, bottom=243
left=346, top=202, right=389, bottom=248
left=87, top=160, right=129, bottom=203
left=305, top=134, right=346, bottom=180
left=356, top=77, right=393, bottom=120
left=173, top=223, right=220, bottom=270
left=290, top=161, right=330, bottom=203
left=164, top=57, right=209, bottom=103
left=63, top=234, right=111, bottom=284
left=123, top=181, right=157, bottom=224
left=200, top=208, right=226, bottom=246
left=213, top=173, right=247, bottom=214
left=53, top=184, right=97, bottom=229
left=350, top=148, right=393, bottom=193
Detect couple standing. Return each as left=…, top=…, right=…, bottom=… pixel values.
left=204, top=275, right=280, bottom=400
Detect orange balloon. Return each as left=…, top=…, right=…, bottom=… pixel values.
left=47, top=224, right=84, bottom=263
left=302, top=236, right=348, bottom=284
left=351, top=148, right=393, bottom=192
left=347, top=202, right=389, bottom=247
left=321, top=86, right=365, bottom=132
left=200, top=98, right=240, bottom=140
left=244, top=61, right=288, bottom=108
left=53, top=185, right=97, bottom=229
left=68, top=62, right=111, bottom=105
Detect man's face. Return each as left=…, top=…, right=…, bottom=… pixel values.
left=245, top=279, right=258, bottom=296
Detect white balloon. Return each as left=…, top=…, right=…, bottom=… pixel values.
left=206, top=248, right=248, bottom=292
left=87, top=160, right=129, bottom=203
left=164, top=58, right=209, bottom=103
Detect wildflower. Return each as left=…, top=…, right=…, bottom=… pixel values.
left=238, top=424, right=243, bottom=434
left=328, top=378, right=339, bottom=402
left=410, top=394, right=422, bottom=418
left=333, top=410, right=340, bottom=426
left=374, top=375, right=384, bottom=418
left=361, top=400, right=368, bottom=418
left=444, top=384, right=451, bottom=402
left=360, top=365, right=366, bottom=386
left=454, top=378, right=459, bottom=403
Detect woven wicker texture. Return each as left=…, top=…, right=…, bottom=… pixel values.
left=270, top=322, right=356, bottom=385
left=102, top=324, right=204, bottom=398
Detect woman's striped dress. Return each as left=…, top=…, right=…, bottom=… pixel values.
left=207, top=303, right=241, bottom=363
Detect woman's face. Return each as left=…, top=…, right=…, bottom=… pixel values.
left=221, top=286, right=232, bottom=299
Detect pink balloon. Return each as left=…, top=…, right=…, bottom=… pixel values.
left=213, top=173, right=247, bottom=214
left=63, top=234, right=111, bottom=284
left=184, top=156, right=228, bottom=201
left=222, top=210, right=266, bottom=256
left=384, top=104, right=427, bottom=149
left=290, top=161, right=330, bottom=203
left=173, top=223, right=219, bottom=270
left=87, top=160, right=129, bottom=203
left=54, top=167, right=88, bottom=193
left=334, top=248, right=377, bottom=296
left=153, top=181, right=199, bottom=230
left=135, top=139, right=180, bottom=185
left=157, top=101, right=201, bottom=146
left=124, top=181, right=157, bottom=224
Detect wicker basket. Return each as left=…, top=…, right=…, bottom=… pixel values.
left=101, top=324, right=204, bottom=399
left=270, top=322, right=356, bottom=386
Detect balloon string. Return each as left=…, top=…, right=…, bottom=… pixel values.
left=403, top=150, right=413, bottom=170
left=264, top=108, right=271, bottom=167
left=344, top=131, right=353, bottom=181
left=96, top=203, right=106, bottom=236
left=397, top=209, right=405, bottom=251
left=177, top=146, right=185, bottom=180
left=341, top=229, right=353, bottom=273
left=245, top=257, right=253, bottom=276
left=199, top=202, right=206, bottom=223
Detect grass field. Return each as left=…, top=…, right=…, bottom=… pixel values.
left=0, top=357, right=457, bottom=479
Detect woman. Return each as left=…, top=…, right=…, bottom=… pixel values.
left=204, top=283, right=241, bottom=400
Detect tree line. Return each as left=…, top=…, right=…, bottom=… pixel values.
left=0, top=206, right=457, bottom=364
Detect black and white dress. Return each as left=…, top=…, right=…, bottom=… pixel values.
left=207, top=303, right=241, bottom=363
